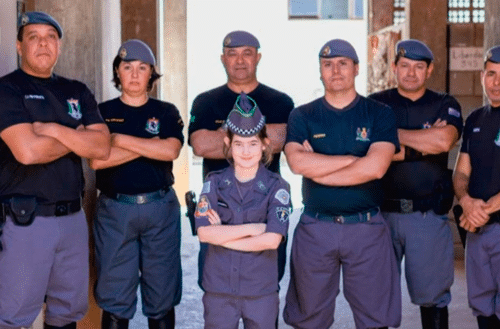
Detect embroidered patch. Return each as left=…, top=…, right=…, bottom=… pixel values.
left=67, top=99, right=82, bottom=120
left=276, top=207, right=290, bottom=223
left=495, top=130, right=500, bottom=147
left=223, top=179, right=231, bottom=186
left=275, top=189, right=290, bottom=205
left=201, top=181, right=211, bottom=194
left=355, top=127, right=370, bottom=142
left=473, top=127, right=480, bottom=133
left=422, top=122, right=432, bottom=129
left=448, top=107, right=461, bottom=118
left=145, top=117, right=160, bottom=134
left=321, top=45, right=331, bottom=57
left=224, top=36, right=232, bottom=47
left=195, top=195, right=211, bottom=217
left=119, top=47, right=127, bottom=59
left=190, top=116, right=195, bottom=123
left=313, top=133, right=326, bottom=139
left=257, top=181, right=266, bottom=191
left=24, top=94, right=45, bottom=100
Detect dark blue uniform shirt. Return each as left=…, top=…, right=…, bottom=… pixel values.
left=286, top=95, right=399, bottom=215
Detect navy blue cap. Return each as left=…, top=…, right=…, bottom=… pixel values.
left=117, top=39, right=156, bottom=66
left=485, top=45, right=500, bottom=64
left=396, top=39, right=434, bottom=62
left=223, top=31, right=260, bottom=49
left=225, top=93, right=265, bottom=136
left=319, top=39, right=359, bottom=64
left=18, top=11, right=63, bottom=38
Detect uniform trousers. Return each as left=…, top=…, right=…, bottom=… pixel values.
left=383, top=211, right=454, bottom=307
left=203, top=292, right=279, bottom=329
left=0, top=211, right=89, bottom=328
left=94, top=190, right=182, bottom=320
left=466, top=223, right=500, bottom=318
left=284, top=211, right=401, bottom=329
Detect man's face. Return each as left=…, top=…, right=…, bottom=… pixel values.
left=393, top=57, right=433, bottom=94
left=320, top=57, right=358, bottom=94
left=482, top=61, right=500, bottom=107
left=16, top=24, right=61, bottom=78
left=221, top=46, right=261, bottom=85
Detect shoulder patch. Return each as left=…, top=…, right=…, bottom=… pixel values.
left=195, top=195, right=211, bottom=217
left=275, top=188, right=290, bottom=205
left=201, top=181, right=211, bottom=194
left=276, top=207, right=290, bottom=223
left=448, top=107, right=461, bottom=118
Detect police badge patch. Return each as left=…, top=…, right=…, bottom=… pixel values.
left=495, top=129, right=500, bottom=147
left=275, top=189, right=290, bottom=205
left=145, top=117, right=160, bottom=134
left=355, top=127, right=370, bottom=142
left=194, top=195, right=211, bottom=217
left=67, top=99, right=82, bottom=120
left=201, top=181, right=211, bottom=194
left=276, top=207, right=290, bottom=223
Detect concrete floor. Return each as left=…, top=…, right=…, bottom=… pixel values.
left=128, top=208, right=477, bottom=329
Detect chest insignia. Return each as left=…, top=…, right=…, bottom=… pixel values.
left=313, top=133, right=326, bottom=139
left=194, top=195, right=211, bottom=217
left=495, top=130, right=500, bottom=147
left=201, top=181, right=211, bottom=194
left=422, top=122, right=432, bottom=129
left=190, top=116, right=195, bottom=123
left=276, top=207, right=290, bottom=223
left=448, top=107, right=461, bottom=118
left=105, top=118, right=125, bottom=123
left=275, top=188, right=290, bottom=205
left=473, top=127, right=480, bottom=133
left=215, top=119, right=225, bottom=124
left=223, top=179, right=231, bottom=186
left=24, top=94, right=45, bottom=100
left=257, top=181, right=266, bottom=191
left=67, top=99, right=82, bottom=120
left=145, top=117, right=160, bottom=134
left=355, top=127, right=370, bottom=142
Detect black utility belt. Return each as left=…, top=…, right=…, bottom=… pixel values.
left=305, top=208, right=379, bottom=224
left=103, top=187, right=171, bottom=205
left=381, top=198, right=433, bottom=214
left=1, top=197, right=81, bottom=227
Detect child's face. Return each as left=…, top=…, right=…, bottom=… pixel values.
left=229, top=134, right=264, bottom=170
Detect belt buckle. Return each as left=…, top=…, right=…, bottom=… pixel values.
left=400, top=199, right=413, bottom=214
left=55, top=201, right=69, bottom=216
left=335, top=215, right=345, bottom=224
left=136, top=195, right=147, bottom=204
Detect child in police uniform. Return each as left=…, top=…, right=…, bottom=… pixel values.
left=195, top=93, right=291, bottom=329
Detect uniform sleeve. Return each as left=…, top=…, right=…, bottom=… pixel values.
left=438, top=95, right=463, bottom=138
left=285, top=107, right=308, bottom=145
left=160, top=104, right=185, bottom=144
left=264, top=178, right=291, bottom=237
left=188, top=94, right=219, bottom=137
left=371, top=103, right=400, bottom=151
left=0, top=83, right=31, bottom=133
left=194, top=175, right=219, bottom=230
left=264, top=94, right=294, bottom=124
left=80, top=84, right=105, bottom=126
left=460, top=111, right=477, bottom=154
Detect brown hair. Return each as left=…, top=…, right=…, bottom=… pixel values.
left=112, top=55, right=161, bottom=92
left=223, top=126, right=273, bottom=167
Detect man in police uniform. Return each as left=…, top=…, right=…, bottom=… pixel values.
left=453, top=45, right=500, bottom=329
left=0, top=12, right=110, bottom=329
left=188, top=30, right=294, bottom=283
left=283, top=39, right=401, bottom=329
left=370, top=40, right=463, bottom=329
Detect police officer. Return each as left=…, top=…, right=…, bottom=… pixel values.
left=188, top=30, right=293, bottom=283
left=89, top=40, right=183, bottom=329
left=453, top=45, right=500, bottom=329
left=0, top=12, right=110, bottom=329
left=283, top=39, right=401, bottom=329
left=370, top=39, right=463, bottom=329
left=195, top=93, right=290, bottom=328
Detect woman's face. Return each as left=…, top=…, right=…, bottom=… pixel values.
left=117, top=60, right=152, bottom=96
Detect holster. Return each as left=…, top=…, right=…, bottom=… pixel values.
left=185, top=191, right=197, bottom=236
left=9, top=196, right=37, bottom=226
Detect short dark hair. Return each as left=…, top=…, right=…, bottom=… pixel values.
left=394, top=54, right=432, bottom=67
left=223, top=126, right=273, bottom=167
left=112, top=55, right=161, bottom=92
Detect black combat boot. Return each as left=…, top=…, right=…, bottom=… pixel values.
left=148, top=308, right=175, bottom=329
left=44, top=323, right=76, bottom=329
left=477, top=314, right=500, bottom=329
left=102, top=310, right=129, bottom=329
left=420, top=306, right=449, bottom=329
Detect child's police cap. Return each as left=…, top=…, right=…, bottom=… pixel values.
left=396, top=39, right=434, bottom=62
left=319, top=39, right=359, bottom=64
left=18, top=11, right=63, bottom=39
left=223, top=31, right=260, bottom=49
left=225, top=93, right=266, bottom=137
left=117, top=39, right=156, bottom=66
left=485, top=45, right=500, bottom=64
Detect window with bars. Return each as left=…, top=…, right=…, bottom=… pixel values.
left=393, top=0, right=405, bottom=25
left=448, top=0, right=485, bottom=23
left=289, top=0, right=363, bottom=19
